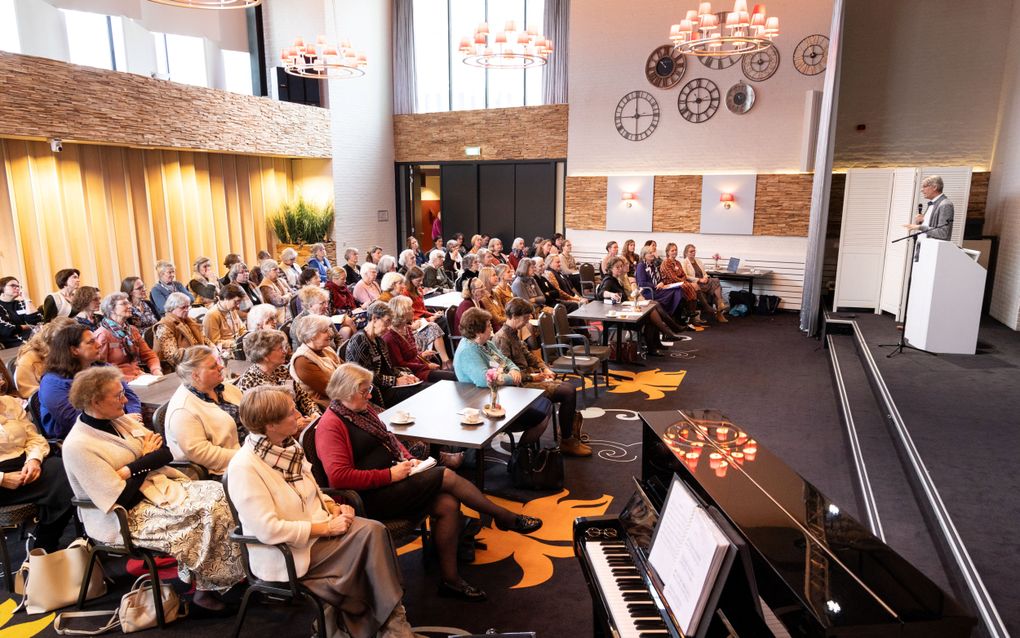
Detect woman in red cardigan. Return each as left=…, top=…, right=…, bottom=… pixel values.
left=315, top=363, right=542, bottom=603
left=381, top=297, right=457, bottom=382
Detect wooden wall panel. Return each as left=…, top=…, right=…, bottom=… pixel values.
left=0, top=138, right=319, bottom=305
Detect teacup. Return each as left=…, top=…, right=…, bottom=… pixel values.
left=462, top=408, right=481, bottom=422
left=395, top=410, right=412, bottom=422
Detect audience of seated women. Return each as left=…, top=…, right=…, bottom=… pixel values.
left=96, top=293, right=162, bottom=381
left=203, top=284, right=247, bottom=353
left=342, top=247, right=361, bottom=284
left=149, top=261, right=193, bottom=316
left=290, top=314, right=342, bottom=410
left=380, top=270, right=449, bottom=365
left=452, top=308, right=549, bottom=445
left=235, top=330, right=320, bottom=418
left=188, top=256, right=219, bottom=307
left=121, top=276, right=159, bottom=331
left=62, top=366, right=243, bottom=612
left=306, top=243, right=332, bottom=283
left=13, top=317, right=76, bottom=398
left=41, top=268, right=80, bottom=322
left=0, top=276, right=41, bottom=348
left=636, top=246, right=687, bottom=319
left=245, top=303, right=279, bottom=333
left=317, top=363, right=542, bottom=603
left=154, top=292, right=214, bottom=371
left=597, top=258, right=681, bottom=356
left=344, top=302, right=420, bottom=408
left=290, top=285, right=348, bottom=349
left=382, top=296, right=456, bottom=383
left=39, top=323, right=141, bottom=439
left=166, top=346, right=243, bottom=478
left=226, top=262, right=263, bottom=316
left=0, top=363, right=74, bottom=552
left=353, top=262, right=382, bottom=307
left=71, top=286, right=103, bottom=331
left=510, top=258, right=546, bottom=310
left=228, top=385, right=417, bottom=637
left=660, top=242, right=701, bottom=323
left=258, top=260, right=294, bottom=324
left=493, top=298, right=591, bottom=457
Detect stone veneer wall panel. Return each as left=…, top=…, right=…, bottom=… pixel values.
left=564, top=176, right=607, bottom=230
left=754, top=174, right=814, bottom=236
left=393, top=105, right=568, bottom=162
left=652, top=176, right=701, bottom=233
left=0, top=52, right=330, bottom=158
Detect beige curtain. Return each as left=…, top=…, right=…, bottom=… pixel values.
left=392, top=0, right=418, bottom=114
left=542, top=0, right=569, bottom=104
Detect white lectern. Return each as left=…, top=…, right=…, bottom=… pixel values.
left=904, top=240, right=986, bottom=354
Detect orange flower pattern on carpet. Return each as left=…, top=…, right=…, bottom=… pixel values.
left=0, top=599, right=54, bottom=637
left=606, top=368, right=686, bottom=400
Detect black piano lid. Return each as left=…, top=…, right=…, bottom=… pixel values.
left=642, top=409, right=973, bottom=633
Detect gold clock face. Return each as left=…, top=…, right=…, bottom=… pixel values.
left=794, top=34, right=828, bottom=76
left=645, top=44, right=687, bottom=89
left=742, top=45, right=780, bottom=82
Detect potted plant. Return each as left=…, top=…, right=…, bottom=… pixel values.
left=269, top=197, right=336, bottom=263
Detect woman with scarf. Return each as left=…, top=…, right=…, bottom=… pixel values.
left=316, top=363, right=542, bottom=603
left=344, top=302, right=420, bottom=408
left=324, top=266, right=359, bottom=339
left=660, top=242, right=701, bottom=324
left=153, top=292, right=215, bottom=371
left=121, top=276, right=159, bottom=331
left=236, top=330, right=320, bottom=419
left=382, top=296, right=456, bottom=382
left=225, top=262, right=263, bottom=318
left=94, top=292, right=162, bottom=381
left=290, top=315, right=342, bottom=410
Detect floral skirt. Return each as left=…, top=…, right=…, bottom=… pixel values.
left=127, top=480, right=243, bottom=592
left=413, top=322, right=444, bottom=352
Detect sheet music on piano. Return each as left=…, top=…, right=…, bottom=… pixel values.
left=647, top=476, right=736, bottom=638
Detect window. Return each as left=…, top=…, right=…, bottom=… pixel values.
left=0, top=0, right=19, bottom=54
left=222, top=49, right=253, bottom=95
left=153, top=32, right=208, bottom=87
left=412, top=0, right=545, bottom=113
left=63, top=9, right=115, bottom=70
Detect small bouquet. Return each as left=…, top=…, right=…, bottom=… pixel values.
left=485, top=364, right=503, bottom=410
left=712, top=252, right=722, bottom=270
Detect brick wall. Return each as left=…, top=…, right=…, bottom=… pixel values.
left=393, top=104, right=568, bottom=162
left=754, top=174, right=814, bottom=236
left=0, top=51, right=331, bottom=158
left=651, top=176, right=702, bottom=233
left=564, top=176, right=607, bottom=230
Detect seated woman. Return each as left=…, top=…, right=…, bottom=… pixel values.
left=39, top=323, right=142, bottom=440
left=203, top=284, right=247, bottom=352
left=344, top=302, right=420, bottom=408
left=422, top=250, right=453, bottom=290
left=317, top=363, right=542, bottom=603
left=0, top=363, right=74, bottom=552
left=41, top=268, right=80, bottom=322
left=341, top=248, right=361, bottom=285
left=325, top=266, right=358, bottom=319
left=635, top=247, right=686, bottom=319
left=229, top=386, right=417, bottom=638
left=454, top=253, right=479, bottom=293
left=601, top=240, right=619, bottom=277
left=188, top=256, right=219, bottom=307
left=365, top=245, right=384, bottom=266
left=660, top=242, right=700, bottom=324
left=476, top=267, right=507, bottom=328
left=149, top=261, right=194, bottom=316
left=382, top=296, right=456, bottom=383
left=95, top=293, right=162, bottom=381
left=453, top=308, right=549, bottom=446
left=279, top=248, right=303, bottom=290
left=290, top=315, right=342, bottom=410
left=290, top=285, right=350, bottom=350
left=251, top=250, right=272, bottom=287
left=352, top=262, right=381, bottom=307
left=258, top=260, right=294, bottom=324
left=492, top=264, right=514, bottom=309
left=225, top=262, right=263, bottom=317
left=166, top=346, right=243, bottom=477
left=397, top=249, right=417, bottom=276
left=12, top=317, right=76, bottom=399
left=217, top=254, right=241, bottom=290
left=121, top=276, right=159, bottom=332
left=507, top=237, right=526, bottom=270
left=376, top=255, right=397, bottom=277
left=682, top=244, right=729, bottom=323
left=544, top=254, right=585, bottom=310
left=559, top=239, right=581, bottom=288
left=455, top=277, right=499, bottom=337
left=444, top=239, right=462, bottom=276
left=0, top=276, right=42, bottom=348
left=597, top=258, right=683, bottom=356
left=377, top=271, right=404, bottom=304
left=380, top=271, right=449, bottom=365
left=306, top=243, right=332, bottom=283
left=154, top=292, right=214, bottom=371
left=62, top=366, right=243, bottom=612
left=236, top=330, right=320, bottom=418
left=70, top=285, right=103, bottom=331
left=493, top=298, right=590, bottom=457
left=621, top=239, right=639, bottom=276
left=246, top=303, right=280, bottom=333
left=510, top=259, right=549, bottom=313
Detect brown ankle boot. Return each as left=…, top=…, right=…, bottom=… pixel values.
left=716, top=311, right=729, bottom=323
left=561, top=415, right=592, bottom=456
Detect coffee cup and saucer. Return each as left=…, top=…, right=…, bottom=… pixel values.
left=391, top=410, right=414, bottom=425
left=460, top=408, right=484, bottom=426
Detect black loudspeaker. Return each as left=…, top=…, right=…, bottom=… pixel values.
left=275, top=67, right=322, bottom=107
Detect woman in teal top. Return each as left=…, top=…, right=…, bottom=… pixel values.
left=452, top=307, right=549, bottom=445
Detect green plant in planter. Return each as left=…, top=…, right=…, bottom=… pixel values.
left=269, top=198, right=335, bottom=244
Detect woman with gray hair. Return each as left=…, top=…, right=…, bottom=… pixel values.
left=150, top=261, right=193, bottom=315
left=444, top=239, right=462, bottom=274
left=165, top=345, right=243, bottom=477
left=257, top=259, right=294, bottom=324
left=381, top=296, right=456, bottom=382
left=306, top=242, right=331, bottom=283
left=454, top=252, right=479, bottom=293
left=94, top=293, right=161, bottom=380
left=397, top=248, right=416, bottom=275
left=511, top=258, right=546, bottom=308
left=153, top=291, right=215, bottom=370
left=188, top=256, right=218, bottom=307
left=344, top=302, right=420, bottom=407
left=376, top=254, right=397, bottom=276
left=62, top=366, right=243, bottom=613
left=245, top=303, right=279, bottom=333
left=290, top=314, right=341, bottom=409
left=352, top=262, right=381, bottom=307
left=290, top=285, right=351, bottom=349
left=228, top=385, right=417, bottom=637
left=226, top=261, right=263, bottom=314
left=236, top=330, right=320, bottom=418
left=279, top=247, right=302, bottom=289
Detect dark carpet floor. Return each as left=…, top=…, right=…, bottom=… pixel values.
left=3, top=311, right=1015, bottom=636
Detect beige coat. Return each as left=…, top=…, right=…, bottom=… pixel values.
left=0, top=395, right=49, bottom=480
left=165, top=382, right=242, bottom=475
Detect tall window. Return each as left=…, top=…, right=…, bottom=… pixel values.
left=63, top=9, right=118, bottom=70
left=222, top=49, right=253, bottom=95
left=412, top=0, right=545, bottom=113
left=0, top=0, right=19, bottom=54
left=153, top=32, right=208, bottom=87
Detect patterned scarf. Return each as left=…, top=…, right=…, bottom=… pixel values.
left=101, top=317, right=138, bottom=361
left=329, top=400, right=407, bottom=462
left=248, top=433, right=304, bottom=483
left=187, top=382, right=245, bottom=442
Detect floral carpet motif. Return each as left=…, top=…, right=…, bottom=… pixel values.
left=568, top=368, right=687, bottom=401
left=0, top=599, right=53, bottom=637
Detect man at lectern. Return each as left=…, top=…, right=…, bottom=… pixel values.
left=904, top=175, right=954, bottom=260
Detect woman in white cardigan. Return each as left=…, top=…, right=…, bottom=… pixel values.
left=62, top=366, right=243, bottom=613
left=226, top=386, right=415, bottom=638
left=165, top=346, right=243, bottom=477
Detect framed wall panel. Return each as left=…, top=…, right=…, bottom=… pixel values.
left=479, top=164, right=515, bottom=245
left=440, top=164, right=479, bottom=239
left=514, top=162, right=556, bottom=243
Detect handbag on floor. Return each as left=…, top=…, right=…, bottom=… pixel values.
left=756, top=294, right=781, bottom=315
left=53, top=575, right=186, bottom=635
left=509, top=442, right=564, bottom=491
left=13, top=537, right=107, bottom=614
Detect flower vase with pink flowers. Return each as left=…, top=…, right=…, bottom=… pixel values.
left=712, top=253, right=722, bottom=270
left=484, top=365, right=505, bottom=417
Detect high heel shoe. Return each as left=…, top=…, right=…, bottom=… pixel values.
left=438, top=579, right=487, bottom=602
left=495, top=515, right=543, bottom=534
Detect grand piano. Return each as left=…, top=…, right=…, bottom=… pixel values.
left=574, top=409, right=976, bottom=637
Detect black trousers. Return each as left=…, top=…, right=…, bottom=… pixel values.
left=0, top=455, right=75, bottom=552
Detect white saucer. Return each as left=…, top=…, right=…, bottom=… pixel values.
left=461, top=418, right=484, bottom=426
left=390, top=418, right=414, bottom=425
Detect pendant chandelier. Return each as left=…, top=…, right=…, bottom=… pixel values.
left=145, top=0, right=261, bottom=9
left=459, top=21, right=553, bottom=69
left=669, top=1, right=779, bottom=57
left=281, top=35, right=367, bottom=79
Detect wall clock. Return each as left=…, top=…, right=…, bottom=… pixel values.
left=699, top=53, right=740, bottom=70
left=726, top=82, right=756, bottom=114
left=741, top=45, right=780, bottom=82
left=614, top=90, right=661, bottom=141
left=677, top=78, right=720, bottom=123
left=794, top=34, right=828, bottom=76
left=645, top=44, right=686, bottom=89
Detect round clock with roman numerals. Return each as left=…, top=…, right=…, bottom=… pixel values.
left=614, top=90, right=661, bottom=141
left=741, top=45, right=780, bottom=82
left=677, top=78, right=720, bottom=124
left=794, top=34, right=828, bottom=76
left=699, top=52, right=741, bottom=70
left=645, top=44, right=687, bottom=89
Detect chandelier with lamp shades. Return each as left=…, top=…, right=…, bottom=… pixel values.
left=144, top=0, right=261, bottom=8
left=280, top=36, right=367, bottom=79
left=458, top=21, right=553, bottom=69
left=669, top=0, right=779, bottom=57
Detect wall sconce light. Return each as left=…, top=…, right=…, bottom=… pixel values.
left=719, top=193, right=735, bottom=209
left=621, top=192, right=637, bottom=208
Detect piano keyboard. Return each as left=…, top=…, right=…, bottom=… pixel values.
left=585, top=539, right=671, bottom=638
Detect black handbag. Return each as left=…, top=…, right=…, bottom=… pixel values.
left=509, top=443, right=564, bottom=491
left=756, top=294, right=781, bottom=315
